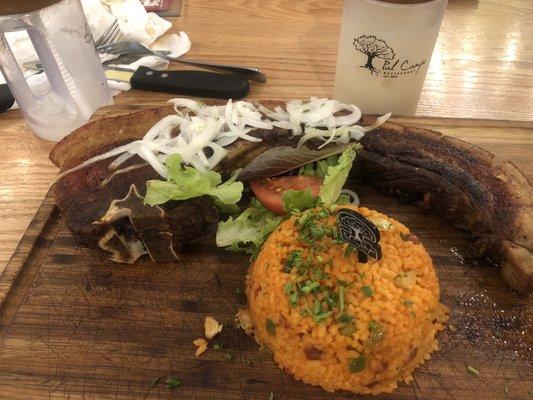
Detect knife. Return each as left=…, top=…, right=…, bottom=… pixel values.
left=105, top=66, right=250, bottom=99
left=0, top=83, right=15, bottom=113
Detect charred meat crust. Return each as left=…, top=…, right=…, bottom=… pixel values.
left=356, top=117, right=532, bottom=295
left=51, top=105, right=532, bottom=295
left=54, top=153, right=219, bottom=263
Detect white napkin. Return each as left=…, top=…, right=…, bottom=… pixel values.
left=0, top=0, right=192, bottom=109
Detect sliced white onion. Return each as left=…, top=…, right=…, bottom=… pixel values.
left=215, top=134, right=239, bottom=147
left=143, top=115, right=180, bottom=141
left=318, top=128, right=339, bottom=149
left=363, top=112, right=392, bottom=132
left=56, top=98, right=390, bottom=181
left=108, top=152, right=135, bottom=170
left=340, top=189, right=360, bottom=206
left=137, top=146, right=168, bottom=178
left=332, top=104, right=362, bottom=127
left=53, top=141, right=139, bottom=183
left=271, top=120, right=292, bottom=130
left=204, top=142, right=228, bottom=170
left=168, top=98, right=203, bottom=115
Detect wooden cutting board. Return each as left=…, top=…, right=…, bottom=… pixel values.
left=0, top=117, right=531, bottom=400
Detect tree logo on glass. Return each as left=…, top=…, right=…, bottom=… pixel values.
left=353, top=35, right=426, bottom=78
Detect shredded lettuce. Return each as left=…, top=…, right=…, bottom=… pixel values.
left=318, top=145, right=359, bottom=207
left=282, top=189, right=318, bottom=213
left=216, top=146, right=360, bottom=254
left=216, top=199, right=282, bottom=255
left=144, top=154, right=244, bottom=208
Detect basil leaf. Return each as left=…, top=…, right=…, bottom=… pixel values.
left=238, top=144, right=352, bottom=181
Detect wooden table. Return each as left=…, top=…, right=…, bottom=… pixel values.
left=0, top=0, right=532, bottom=274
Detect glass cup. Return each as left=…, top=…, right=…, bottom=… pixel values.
left=333, top=0, right=447, bottom=116
left=0, top=0, right=112, bottom=141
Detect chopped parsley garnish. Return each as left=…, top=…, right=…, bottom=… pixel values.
left=337, top=279, right=353, bottom=288
left=300, top=307, right=312, bottom=317
left=213, top=343, right=224, bottom=350
left=348, top=356, right=366, bottom=373
left=403, top=299, right=414, bottom=307
left=339, top=286, right=345, bottom=311
left=235, top=287, right=243, bottom=295
left=289, top=290, right=300, bottom=306
left=368, top=320, right=384, bottom=343
left=344, top=245, right=356, bottom=257
left=317, top=210, right=329, bottom=219
left=165, top=377, right=181, bottom=389
left=283, top=208, right=371, bottom=328
left=297, top=211, right=312, bottom=227
left=311, top=267, right=329, bottom=280
left=284, top=250, right=303, bottom=272
left=314, top=311, right=332, bottom=322
left=225, top=352, right=236, bottom=361
left=301, top=281, right=321, bottom=293
left=467, top=365, right=480, bottom=376
left=266, top=319, right=276, bottom=336
left=312, top=299, right=332, bottom=323
left=362, top=285, right=374, bottom=297
left=339, top=321, right=357, bottom=337
left=309, top=224, right=327, bottom=239
left=337, top=313, right=353, bottom=323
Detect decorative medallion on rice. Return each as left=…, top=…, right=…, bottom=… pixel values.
left=246, top=205, right=448, bottom=394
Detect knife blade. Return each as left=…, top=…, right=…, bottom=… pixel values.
left=0, top=84, right=15, bottom=113
left=105, top=66, right=250, bottom=99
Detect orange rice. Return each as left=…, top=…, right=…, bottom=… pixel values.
left=246, top=205, right=448, bottom=394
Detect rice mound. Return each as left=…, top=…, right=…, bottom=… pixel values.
left=246, top=205, right=448, bottom=394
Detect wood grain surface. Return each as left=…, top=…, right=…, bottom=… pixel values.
left=0, top=181, right=531, bottom=399
left=0, top=0, right=532, bottom=273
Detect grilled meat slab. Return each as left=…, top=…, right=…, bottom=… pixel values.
left=356, top=117, right=532, bottom=295
left=50, top=105, right=532, bottom=295
left=54, top=151, right=218, bottom=263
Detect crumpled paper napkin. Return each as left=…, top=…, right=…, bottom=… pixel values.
left=0, top=0, right=191, bottom=109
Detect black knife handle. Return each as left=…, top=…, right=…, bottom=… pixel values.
left=0, top=84, right=15, bottom=113
left=130, top=67, right=250, bottom=99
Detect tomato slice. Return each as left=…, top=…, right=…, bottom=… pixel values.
left=250, top=176, right=323, bottom=215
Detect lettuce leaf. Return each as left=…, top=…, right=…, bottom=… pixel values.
left=298, top=155, right=339, bottom=179
left=335, top=193, right=351, bottom=205
left=216, top=199, right=282, bottom=255
left=318, top=145, right=360, bottom=207
left=282, top=189, right=317, bottom=212
left=144, top=154, right=244, bottom=209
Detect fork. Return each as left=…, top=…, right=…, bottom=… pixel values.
left=97, top=40, right=267, bottom=83
left=94, top=19, right=123, bottom=48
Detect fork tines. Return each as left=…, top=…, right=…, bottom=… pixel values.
left=94, top=19, right=123, bottom=48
